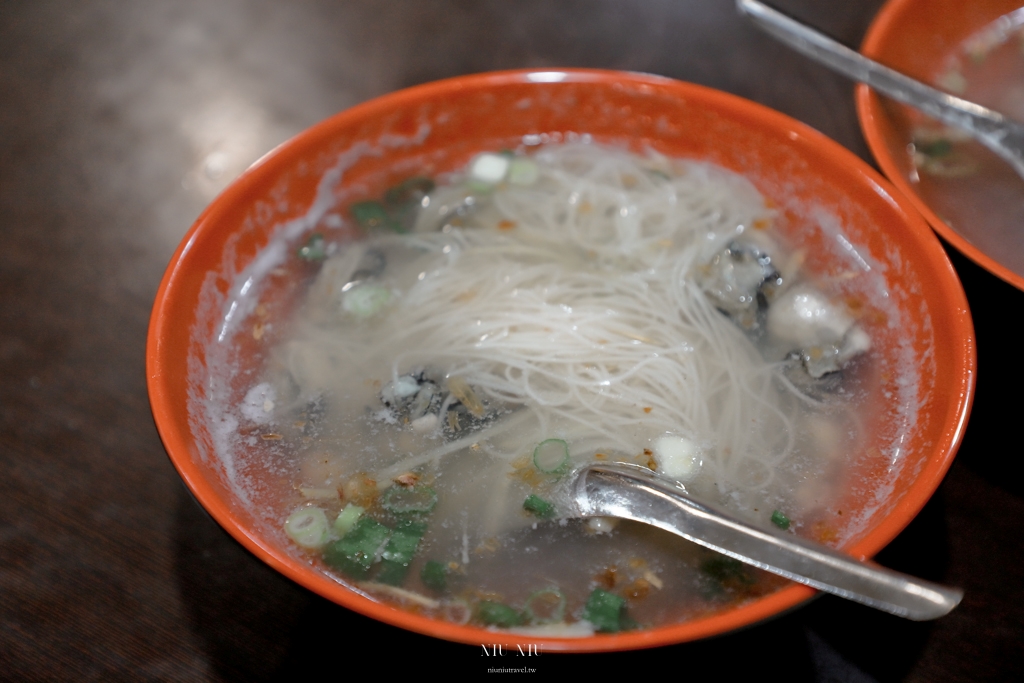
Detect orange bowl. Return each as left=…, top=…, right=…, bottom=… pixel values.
left=858, top=0, right=1024, bottom=290
left=147, top=69, right=974, bottom=652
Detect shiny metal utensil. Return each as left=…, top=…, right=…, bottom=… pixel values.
left=737, top=0, right=1024, bottom=182
left=569, top=462, right=962, bottom=620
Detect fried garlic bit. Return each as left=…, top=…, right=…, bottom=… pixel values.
left=393, top=472, right=420, bottom=488
left=595, top=566, right=619, bottom=589
left=343, top=473, right=378, bottom=504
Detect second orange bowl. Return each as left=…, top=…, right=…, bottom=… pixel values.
left=858, top=0, right=1024, bottom=290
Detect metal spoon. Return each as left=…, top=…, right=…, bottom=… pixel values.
left=737, top=0, right=1024, bottom=182
left=568, top=462, right=962, bottom=620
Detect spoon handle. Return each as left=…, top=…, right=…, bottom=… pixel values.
left=737, top=0, right=1024, bottom=178
left=573, top=463, right=962, bottom=621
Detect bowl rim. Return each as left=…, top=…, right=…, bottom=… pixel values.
left=856, top=0, right=1024, bottom=292
left=148, top=67, right=975, bottom=652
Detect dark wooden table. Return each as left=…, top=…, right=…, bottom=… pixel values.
left=2, top=1, right=1022, bottom=680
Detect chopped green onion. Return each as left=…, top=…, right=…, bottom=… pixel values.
left=533, top=438, right=570, bottom=474
left=524, top=588, right=566, bottom=624
left=297, top=233, right=326, bottom=261
left=917, top=139, right=952, bottom=158
left=381, top=484, right=438, bottom=514
left=699, top=555, right=755, bottom=586
left=333, top=503, right=364, bottom=537
left=351, top=200, right=401, bottom=232
left=523, top=494, right=556, bottom=519
left=466, top=180, right=494, bottom=194
left=420, top=560, right=448, bottom=593
left=476, top=601, right=523, bottom=628
left=770, top=510, right=791, bottom=530
left=342, top=283, right=391, bottom=318
left=322, top=517, right=391, bottom=579
left=384, top=176, right=435, bottom=208
left=285, top=507, right=330, bottom=549
left=376, top=519, right=427, bottom=586
left=582, top=588, right=627, bottom=633
left=507, top=157, right=539, bottom=186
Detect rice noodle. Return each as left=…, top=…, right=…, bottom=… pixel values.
left=280, top=143, right=808, bottom=497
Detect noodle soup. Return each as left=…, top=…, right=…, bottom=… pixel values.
left=207, top=142, right=888, bottom=634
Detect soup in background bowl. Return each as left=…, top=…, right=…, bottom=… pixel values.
left=858, top=0, right=1024, bottom=291
left=147, top=69, right=974, bottom=652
